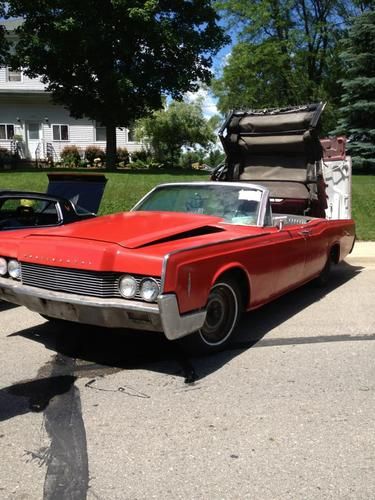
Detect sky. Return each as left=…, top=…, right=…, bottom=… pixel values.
left=186, top=44, right=232, bottom=119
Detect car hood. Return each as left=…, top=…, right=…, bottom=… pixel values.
left=22, top=211, right=226, bottom=249
left=219, top=102, right=325, bottom=184
left=46, top=173, right=107, bottom=214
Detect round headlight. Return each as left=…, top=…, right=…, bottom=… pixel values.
left=119, top=275, right=138, bottom=299
left=140, top=278, right=160, bottom=302
left=8, top=260, right=21, bottom=280
left=0, top=257, right=7, bottom=276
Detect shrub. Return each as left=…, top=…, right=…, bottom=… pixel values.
left=0, top=148, right=13, bottom=168
left=129, top=159, right=150, bottom=170
left=116, top=147, right=129, bottom=164
left=84, top=145, right=106, bottom=164
left=179, top=151, right=203, bottom=169
left=131, top=149, right=150, bottom=163
left=60, top=145, right=81, bottom=167
left=0, top=147, right=11, bottom=158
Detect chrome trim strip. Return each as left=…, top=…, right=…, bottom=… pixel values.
left=257, top=188, right=271, bottom=226
left=161, top=231, right=270, bottom=290
left=56, top=202, right=64, bottom=224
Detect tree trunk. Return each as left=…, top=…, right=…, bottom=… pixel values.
left=106, top=124, right=117, bottom=171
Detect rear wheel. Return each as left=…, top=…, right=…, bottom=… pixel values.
left=315, top=254, right=332, bottom=287
left=178, top=278, right=242, bottom=354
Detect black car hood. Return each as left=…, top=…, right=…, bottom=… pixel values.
left=46, top=173, right=107, bottom=214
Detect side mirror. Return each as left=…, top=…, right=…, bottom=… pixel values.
left=275, top=218, right=285, bottom=231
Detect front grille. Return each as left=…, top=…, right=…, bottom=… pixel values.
left=20, top=262, right=161, bottom=300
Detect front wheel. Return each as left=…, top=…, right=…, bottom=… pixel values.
left=178, top=278, right=242, bottom=354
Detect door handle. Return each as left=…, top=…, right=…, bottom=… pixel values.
left=299, top=229, right=311, bottom=236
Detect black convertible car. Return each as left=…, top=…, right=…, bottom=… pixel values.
left=0, top=173, right=107, bottom=231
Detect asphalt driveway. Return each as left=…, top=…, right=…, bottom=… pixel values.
left=0, top=258, right=374, bottom=499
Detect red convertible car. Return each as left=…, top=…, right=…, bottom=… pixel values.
left=0, top=180, right=355, bottom=353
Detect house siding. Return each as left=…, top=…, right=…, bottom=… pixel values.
left=0, top=67, right=142, bottom=160
left=0, top=67, right=46, bottom=91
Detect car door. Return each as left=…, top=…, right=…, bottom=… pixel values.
left=300, top=220, right=329, bottom=279
left=270, top=225, right=307, bottom=293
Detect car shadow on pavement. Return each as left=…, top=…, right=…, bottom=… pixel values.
left=5, top=261, right=365, bottom=389
left=0, top=300, right=19, bottom=312
left=234, top=261, right=364, bottom=347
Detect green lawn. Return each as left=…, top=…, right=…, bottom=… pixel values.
left=0, top=169, right=209, bottom=214
left=351, top=175, right=375, bottom=240
left=0, top=170, right=374, bottom=240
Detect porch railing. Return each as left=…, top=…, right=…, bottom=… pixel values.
left=46, top=142, right=59, bottom=163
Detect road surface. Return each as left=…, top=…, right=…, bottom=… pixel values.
left=0, top=260, right=374, bottom=499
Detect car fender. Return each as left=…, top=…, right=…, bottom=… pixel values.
left=210, top=261, right=250, bottom=288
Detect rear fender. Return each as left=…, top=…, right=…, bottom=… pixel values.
left=329, top=241, right=340, bottom=264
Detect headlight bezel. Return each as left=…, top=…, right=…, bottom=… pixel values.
left=8, top=259, right=21, bottom=280
left=0, top=257, right=7, bottom=276
left=139, top=278, right=160, bottom=303
left=118, top=274, right=138, bottom=299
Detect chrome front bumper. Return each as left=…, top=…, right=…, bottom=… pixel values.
left=0, top=277, right=206, bottom=341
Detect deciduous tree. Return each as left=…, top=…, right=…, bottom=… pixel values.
left=135, top=100, right=216, bottom=165
left=6, top=0, right=227, bottom=169
left=212, top=0, right=364, bottom=131
left=0, top=2, right=8, bottom=64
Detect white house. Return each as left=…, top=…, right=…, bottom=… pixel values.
left=0, top=19, right=141, bottom=161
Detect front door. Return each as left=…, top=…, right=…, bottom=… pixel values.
left=271, top=228, right=307, bottom=293
left=25, top=122, right=41, bottom=159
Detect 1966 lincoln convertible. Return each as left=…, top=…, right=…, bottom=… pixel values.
left=0, top=180, right=355, bottom=352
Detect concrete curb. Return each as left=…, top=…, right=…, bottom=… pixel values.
left=345, top=241, right=375, bottom=267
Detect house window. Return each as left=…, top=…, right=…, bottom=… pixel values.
left=0, top=124, right=15, bottom=140
left=95, top=122, right=106, bottom=142
left=52, top=124, right=69, bottom=141
left=7, top=69, right=22, bottom=82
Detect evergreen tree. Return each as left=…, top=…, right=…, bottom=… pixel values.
left=335, top=10, right=375, bottom=169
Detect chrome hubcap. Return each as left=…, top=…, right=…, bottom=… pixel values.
left=199, top=282, right=238, bottom=346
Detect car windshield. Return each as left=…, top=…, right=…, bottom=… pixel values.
left=134, top=184, right=263, bottom=225
left=0, top=197, right=60, bottom=229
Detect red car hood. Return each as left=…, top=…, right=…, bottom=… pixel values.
left=22, top=211, right=225, bottom=249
